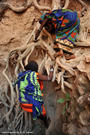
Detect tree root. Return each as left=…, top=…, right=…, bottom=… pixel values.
left=75, top=41, right=90, bottom=47
left=7, top=1, right=32, bottom=13
left=52, top=0, right=61, bottom=10
left=41, top=40, right=55, bottom=60
left=2, top=57, right=15, bottom=122
left=0, top=0, right=50, bottom=21
left=45, top=57, right=53, bottom=75
left=19, top=112, right=24, bottom=131
left=61, top=71, right=66, bottom=94
left=62, top=0, right=70, bottom=9
left=52, top=63, right=58, bottom=82
left=0, top=94, right=10, bottom=108
left=64, top=81, right=73, bottom=90
left=56, top=57, right=75, bottom=76
left=33, top=0, right=51, bottom=11
left=77, top=0, right=87, bottom=16
left=0, top=0, right=50, bottom=13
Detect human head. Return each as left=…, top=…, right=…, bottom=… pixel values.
left=24, top=61, right=38, bottom=72
left=39, top=15, right=55, bottom=35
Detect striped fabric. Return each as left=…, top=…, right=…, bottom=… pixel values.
left=17, top=70, right=45, bottom=120
left=21, top=103, right=33, bottom=112
left=20, top=103, right=46, bottom=116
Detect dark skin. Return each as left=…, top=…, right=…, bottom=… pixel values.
left=35, top=18, right=49, bottom=40
left=54, top=49, right=76, bottom=60
left=35, top=18, right=55, bottom=41
left=38, top=71, right=53, bottom=81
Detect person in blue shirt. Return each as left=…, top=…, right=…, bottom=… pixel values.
left=17, top=61, right=53, bottom=120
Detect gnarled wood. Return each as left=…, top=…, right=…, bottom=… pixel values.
left=52, top=0, right=61, bottom=10
left=62, top=0, right=70, bottom=9
left=1, top=0, right=90, bottom=134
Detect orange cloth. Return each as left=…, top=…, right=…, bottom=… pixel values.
left=21, top=103, right=33, bottom=112
left=21, top=103, right=46, bottom=116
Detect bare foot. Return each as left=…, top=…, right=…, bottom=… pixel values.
left=65, top=54, right=75, bottom=60
left=54, top=50, right=64, bottom=57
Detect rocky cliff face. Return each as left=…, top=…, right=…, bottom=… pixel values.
left=0, top=0, right=40, bottom=94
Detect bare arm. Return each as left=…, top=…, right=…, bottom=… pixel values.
left=35, top=18, right=49, bottom=40
left=38, top=70, right=53, bottom=81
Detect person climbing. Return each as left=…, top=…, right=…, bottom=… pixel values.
left=17, top=61, right=53, bottom=120
left=35, top=9, right=80, bottom=60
